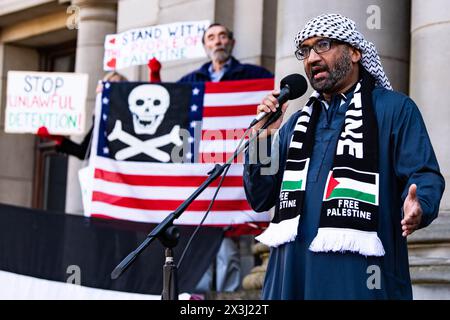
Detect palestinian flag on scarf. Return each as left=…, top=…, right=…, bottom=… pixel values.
left=323, top=167, right=379, bottom=205
left=281, top=159, right=309, bottom=192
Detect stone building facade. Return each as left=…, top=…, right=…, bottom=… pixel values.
left=0, top=0, right=448, bottom=299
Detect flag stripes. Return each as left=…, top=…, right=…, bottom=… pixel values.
left=200, top=78, right=274, bottom=164
left=333, top=167, right=376, bottom=184
left=201, top=128, right=248, bottom=140
left=201, top=115, right=255, bottom=130
left=203, top=78, right=275, bottom=93
left=90, top=159, right=267, bottom=226
left=88, top=79, right=274, bottom=232
left=95, top=168, right=243, bottom=187
left=281, top=159, right=309, bottom=192
left=323, top=167, right=379, bottom=205
left=92, top=179, right=247, bottom=200
left=281, top=180, right=303, bottom=191
left=91, top=202, right=268, bottom=226
left=92, top=191, right=251, bottom=211
left=203, top=104, right=257, bottom=117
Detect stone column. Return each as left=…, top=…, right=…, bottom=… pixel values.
left=232, top=0, right=263, bottom=65
left=408, top=211, right=450, bottom=299
left=232, top=0, right=276, bottom=73
left=65, top=0, right=117, bottom=214
left=410, top=0, right=450, bottom=210
left=275, top=0, right=410, bottom=119
left=408, top=0, right=450, bottom=299
left=0, top=44, right=39, bottom=207
left=116, top=0, right=159, bottom=81
left=156, top=0, right=216, bottom=82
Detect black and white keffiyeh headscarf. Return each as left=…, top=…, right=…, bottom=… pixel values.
left=294, top=13, right=392, bottom=90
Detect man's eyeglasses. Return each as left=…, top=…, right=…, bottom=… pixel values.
left=295, top=38, right=342, bottom=60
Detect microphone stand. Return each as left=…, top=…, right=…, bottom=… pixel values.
left=110, top=110, right=282, bottom=300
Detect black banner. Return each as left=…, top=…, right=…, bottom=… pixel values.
left=0, top=203, right=222, bottom=295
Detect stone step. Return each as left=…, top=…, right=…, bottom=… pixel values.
left=408, top=210, right=450, bottom=244
left=410, top=256, right=450, bottom=283
left=408, top=210, right=450, bottom=299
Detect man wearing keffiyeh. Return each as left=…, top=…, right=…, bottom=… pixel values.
left=243, top=13, right=445, bottom=299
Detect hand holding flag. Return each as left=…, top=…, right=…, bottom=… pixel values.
left=148, top=57, right=162, bottom=83
left=37, top=126, right=63, bottom=145
left=401, top=184, right=423, bottom=237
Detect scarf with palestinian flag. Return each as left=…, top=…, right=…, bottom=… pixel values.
left=256, top=69, right=385, bottom=257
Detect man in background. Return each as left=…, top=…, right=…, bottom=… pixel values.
left=179, top=23, right=273, bottom=82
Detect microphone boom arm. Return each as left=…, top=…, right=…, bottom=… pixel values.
left=110, top=115, right=278, bottom=281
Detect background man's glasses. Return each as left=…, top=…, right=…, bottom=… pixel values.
left=295, top=38, right=342, bottom=60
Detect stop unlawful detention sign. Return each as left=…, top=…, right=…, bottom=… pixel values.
left=5, top=71, right=88, bottom=135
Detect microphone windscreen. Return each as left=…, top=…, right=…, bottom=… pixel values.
left=280, top=74, right=308, bottom=100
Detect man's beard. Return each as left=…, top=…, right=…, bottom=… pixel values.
left=207, top=45, right=232, bottom=63
left=308, top=51, right=352, bottom=93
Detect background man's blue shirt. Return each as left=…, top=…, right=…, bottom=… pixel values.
left=178, top=56, right=273, bottom=83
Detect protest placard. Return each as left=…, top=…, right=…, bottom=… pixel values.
left=103, top=20, right=209, bottom=70
left=5, top=71, right=88, bottom=135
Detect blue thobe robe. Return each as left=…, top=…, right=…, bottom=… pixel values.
left=243, top=86, right=445, bottom=299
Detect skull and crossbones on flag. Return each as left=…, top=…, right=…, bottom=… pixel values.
left=98, top=82, right=197, bottom=163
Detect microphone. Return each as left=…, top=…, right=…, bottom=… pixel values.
left=250, top=73, right=308, bottom=127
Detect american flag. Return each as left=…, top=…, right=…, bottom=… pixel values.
left=86, top=79, right=273, bottom=235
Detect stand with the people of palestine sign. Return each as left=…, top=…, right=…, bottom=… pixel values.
left=103, top=20, right=210, bottom=71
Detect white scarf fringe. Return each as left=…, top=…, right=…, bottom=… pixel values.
left=309, top=227, right=385, bottom=256
left=255, top=216, right=300, bottom=247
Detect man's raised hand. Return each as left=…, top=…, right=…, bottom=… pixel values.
left=401, top=184, right=423, bottom=237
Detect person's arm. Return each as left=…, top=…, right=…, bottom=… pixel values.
left=243, top=132, right=283, bottom=212
left=243, top=94, right=294, bottom=212
left=56, top=126, right=93, bottom=160
left=392, top=98, right=445, bottom=233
